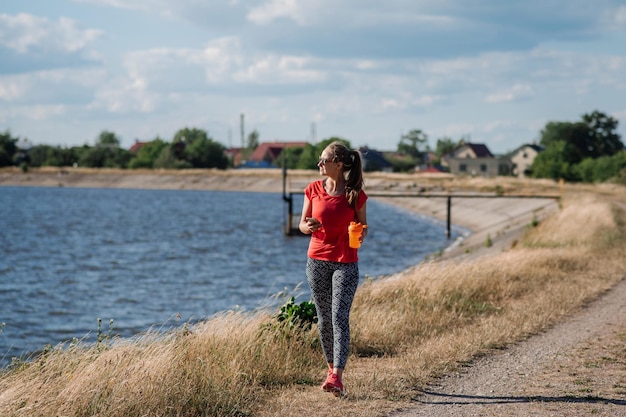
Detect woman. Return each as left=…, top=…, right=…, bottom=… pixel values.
left=299, top=141, right=368, bottom=397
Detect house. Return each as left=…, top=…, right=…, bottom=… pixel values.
left=240, top=141, right=308, bottom=168
left=359, top=146, right=393, bottom=172
left=224, top=147, right=244, bottom=167
left=129, top=140, right=147, bottom=153
left=442, top=142, right=513, bottom=177
left=510, top=143, right=544, bottom=177
left=416, top=165, right=446, bottom=174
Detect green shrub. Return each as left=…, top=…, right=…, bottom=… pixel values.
left=275, top=297, right=317, bottom=330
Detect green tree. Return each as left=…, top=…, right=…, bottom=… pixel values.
left=186, top=136, right=228, bottom=169
left=387, top=156, right=417, bottom=173
left=247, top=129, right=260, bottom=150
left=581, top=111, right=623, bottom=157
left=28, top=145, right=78, bottom=167
left=97, top=130, right=121, bottom=147
left=238, top=129, right=261, bottom=161
left=533, top=110, right=624, bottom=182
left=172, top=127, right=208, bottom=146
left=170, top=127, right=204, bottom=161
left=0, top=130, right=18, bottom=167
left=296, top=144, right=319, bottom=169
left=531, top=141, right=579, bottom=181
left=576, top=152, right=626, bottom=183
left=297, top=138, right=351, bottom=170
left=71, top=145, right=91, bottom=166
left=538, top=122, right=587, bottom=164
left=154, top=146, right=191, bottom=169
left=29, top=145, right=53, bottom=167
left=169, top=127, right=227, bottom=168
left=77, top=131, right=130, bottom=168
left=539, top=111, right=623, bottom=164
left=432, top=137, right=460, bottom=165
left=280, top=146, right=304, bottom=169
left=397, top=129, right=428, bottom=161
left=78, top=146, right=131, bottom=168
left=317, top=138, right=351, bottom=154
left=129, top=139, right=168, bottom=169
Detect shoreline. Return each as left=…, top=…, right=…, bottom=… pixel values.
left=0, top=167, right=559, bottom=262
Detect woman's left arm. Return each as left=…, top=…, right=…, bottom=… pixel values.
left=355, top=202, right=368, bottom=242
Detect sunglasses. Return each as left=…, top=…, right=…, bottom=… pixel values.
left=318, top=158, right=334, bottom=166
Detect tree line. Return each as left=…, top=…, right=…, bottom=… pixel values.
left=2, top=128, right=230, bottom=171
left=530, top=111, right=625, bottom=182
left=1, top=110, right=624, bottom=183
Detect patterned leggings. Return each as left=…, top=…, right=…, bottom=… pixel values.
left=306, top=258, right=359, bottom=369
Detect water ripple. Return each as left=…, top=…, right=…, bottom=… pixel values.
left=0, top=186, right=459, bottom=366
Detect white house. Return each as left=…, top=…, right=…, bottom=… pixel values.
left=510, top=144, right=544, bottom=177
left=442, top=142, right=513, bottom=177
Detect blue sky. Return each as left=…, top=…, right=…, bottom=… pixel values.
left=1, top=0, right=625, bottom=154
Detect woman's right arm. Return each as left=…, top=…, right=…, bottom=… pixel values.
left=299, top=196, right=321, bottom=234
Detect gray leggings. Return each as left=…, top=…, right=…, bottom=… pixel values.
left=306, top=258, right=359, bottom=369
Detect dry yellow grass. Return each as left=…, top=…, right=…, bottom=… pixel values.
left=0, top=181, right=625, bottom=417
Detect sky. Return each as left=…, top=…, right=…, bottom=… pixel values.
left=1, top=0, right=626, bottom=155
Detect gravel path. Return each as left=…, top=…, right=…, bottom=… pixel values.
left=391, top=277, right=626, bottom=417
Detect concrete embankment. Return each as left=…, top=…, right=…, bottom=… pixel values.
left=0, top=167, right=560, bottom=261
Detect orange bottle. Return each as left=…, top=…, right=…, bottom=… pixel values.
left=348, top=221, right=363, bottom=248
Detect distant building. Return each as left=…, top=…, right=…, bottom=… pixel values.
left=129, top=140, right=147, bottom=153
left=240, top=141, right=308, bottom=168
left=442, top=142, right=513, bottom=177
left=359, top=146, right=393, bottom=172
left=16, top=138, right=33, bottom=151
left=510, top=143, right=544, bottom=177
left=224, top=147, right=244, bottom=167
left=416, top=165, right=446, bottom=174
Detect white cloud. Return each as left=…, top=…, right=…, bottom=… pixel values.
left=0, top=104, right=66, bottom=123
left=0, top=68, right=105, bottom=105
left=0, top=79, right=23, bottom=101
left=25, top=104, right=67, bottom=120
left=482, top=120, right=514, bottom=133
left=90, top=79, right=158, bottom=113
left=485, top=84, right=534, bottom=103
left=247, top=0, right=458, bottom=28
left=247, top=0, right=304, bottom=25
left=612, top=108, right=626, bottom=121
left=607, top=5, right=626, bottom=28
left=436, top=122, right=476, bottom=139
left=0, top=13, right=101, bottom=53
left=72, top=0, right=152, bottom=10
left=119, top=37, right=326, bottom=92
left=381, top=98, right=400, bottom=109
left=233, top=55, right=325, bottom=84
left=86, top=36, right=330, bottom=114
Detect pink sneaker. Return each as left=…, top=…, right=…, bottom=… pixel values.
left=321, top=369, right=333, bottom=391
left=324, top=373, right=344, bottom=397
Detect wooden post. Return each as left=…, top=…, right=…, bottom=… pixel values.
left=287, top=192, right=294, bottom=235
left=446, top=195, right=452, bottom=239
left=282, top=161, right=288, bottom=201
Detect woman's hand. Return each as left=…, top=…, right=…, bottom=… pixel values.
left=359, top=226, right=368, bottom=244
left=305, top=217, right=323, bottom=234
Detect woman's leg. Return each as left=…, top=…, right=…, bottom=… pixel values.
left=331, top=262, right=359, bottom=371
left=306, top=258, right=335, bottom=366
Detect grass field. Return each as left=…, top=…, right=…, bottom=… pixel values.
left=1, top=176, right=624, bottom=417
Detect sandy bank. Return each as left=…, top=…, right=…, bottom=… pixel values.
left=0, top=167, right=296, bottom=193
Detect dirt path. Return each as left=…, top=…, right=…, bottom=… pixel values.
left=391, top=277, right=626, bottom=417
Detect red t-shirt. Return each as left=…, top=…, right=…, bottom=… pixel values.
left=305, top=180, right=368, bottom=263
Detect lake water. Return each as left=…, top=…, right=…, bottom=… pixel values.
left=0, top=186, right=460, bottom=366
